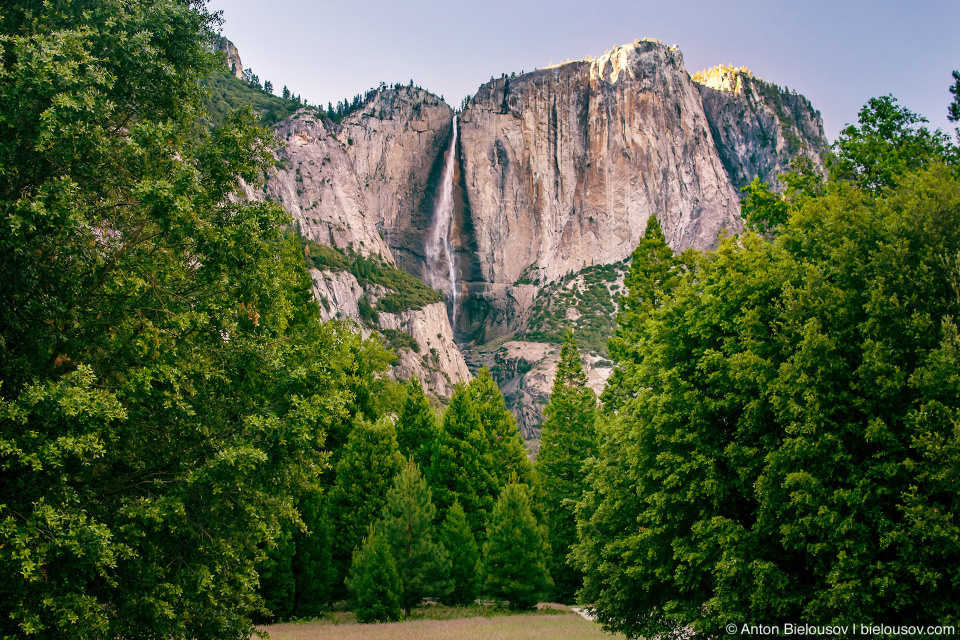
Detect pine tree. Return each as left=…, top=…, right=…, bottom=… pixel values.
left=293, top=492, right=333, bottom=617
left=256, top=528, right=296, bottom=622
left=439, top=501, right=481, bottom=605
left=396, top=377, right=438, bottom=470
left=468, top=368, right=534, bottom=489
left=380, top=463, right=451, bottom=617
left=604, top=214, right=686, bottom=410
left=482, top=484, right=552, bottom=610
left=535, top=330, right=597, bottom=602
left=427, top=386, right=497, bottom=538
left=329, top=416, right=404, bottom=595
left=346, top=526, right=402, bottom=623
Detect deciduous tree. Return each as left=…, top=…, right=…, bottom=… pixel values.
left=0, top=1, right=356, bottom=637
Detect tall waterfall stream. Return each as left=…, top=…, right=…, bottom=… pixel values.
left=424, top=115, right=459, bottom=329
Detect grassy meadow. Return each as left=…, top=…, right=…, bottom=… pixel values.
left=258, top=605, right=621, bottom=640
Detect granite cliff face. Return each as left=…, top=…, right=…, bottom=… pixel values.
left=334, top=87, right=455, bottom=278
left=309, top=268, right=470, bottom=396
left=213, top=37, right=244, bottom=80
left=265, top=112, right=393, bottom=259
left=255, top=108, right=471, bottom=395
left=457, top=40, right=743, bottom=341
left=228, top=38, right=829, bottom=415
left=693, top=65, right=828, bottom=190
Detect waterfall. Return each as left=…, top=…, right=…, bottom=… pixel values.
left=425, top=115, right=459, bottom=330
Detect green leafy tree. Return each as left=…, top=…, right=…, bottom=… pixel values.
left=832, top=95, right=953, bottom=193
left=346, top=525, right=402, bottom=623
left=428, top=386, right=497, bottom=538
left=0, top=1, right=357, bottom=638
left=739, top=176, right=790, bottom=235
left=396, top=377, right=439, bottom=469
left=574, top=162, right=960, bottom=637
left=535, top=330, right=597, bottom=602
left=379, top=463, right=451, bottom=617
left=329, top=416, right=404, bottom=596
left=439, top=501, right=481, bottom=605
left=482, top=484, right=552, bottom=610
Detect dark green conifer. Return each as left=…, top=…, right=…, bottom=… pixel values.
left=396, top=377, right=438, bottom=470
left=468, top=368, right=534, bottom=488
left=256, top=528, right=296, bottom=622
left=535, top=330, right=597, bottom=602
left=329, top=416, right=404, bottom=594
left=346, top=526, right=402, bottom=623
left=427, top=386, right=497, bottom=538
left=604, top=214, right=687, bottom=410
left=482, top=484, right=552, bottom=610
left=439, top=501, right=481, bottom=605
left=292, top=493, right=333, bottom=617
left=380, top=463, right=451, bottom=617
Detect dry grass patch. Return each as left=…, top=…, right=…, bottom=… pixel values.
left=259, top=611, right=621, bottom=640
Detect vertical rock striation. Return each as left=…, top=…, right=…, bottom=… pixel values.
left=259, top=108, right=471, bottom=395
left=693, top=65, right=828, bottom=191
left=265, top=112, right=393, bottom=259
left=335, top=86, right=455, bottom=278
left=457, top=40, right=744, bottom=340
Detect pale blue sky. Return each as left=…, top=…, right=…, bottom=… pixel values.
left=208, top=0, right=959, bottom=142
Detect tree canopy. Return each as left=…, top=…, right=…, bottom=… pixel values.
left=575, top=101, right=960, bottom=637
left=0, top=1, right=367, bottom=636
left=535, top=331, right=597, bottom=602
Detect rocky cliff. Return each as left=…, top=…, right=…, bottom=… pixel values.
left=228, top=38, right=829, bottom=418
left=265, top=111, right=393, bottom=259
left=457, top=40, right=744, bottom=341
left=310, top=267, right=470, bottom=396
left=213, top=37, right=244, bottom=80
left=693, top=65, right=828, bottom=190
left=334, top=86, right=455, bottom=278
left=255, top=109, right=471, bottom=396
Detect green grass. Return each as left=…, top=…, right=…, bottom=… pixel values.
left=259, top=607, right=622, bottom=640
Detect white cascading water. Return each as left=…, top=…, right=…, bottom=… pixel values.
left=425, top=116, right=459, bottom=329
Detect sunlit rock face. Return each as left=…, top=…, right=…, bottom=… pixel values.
left=255, top=108, right=471, bottom=396
left=693, top=65, right=828, bottom=191
left=213, top=37, right=244, bottom=79
left=457, top=40, right=743, bottom=340
left=233, top=39, right=829, bottom=405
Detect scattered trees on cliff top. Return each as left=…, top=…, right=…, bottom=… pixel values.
left=575, top=95, right=960, bottom=637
